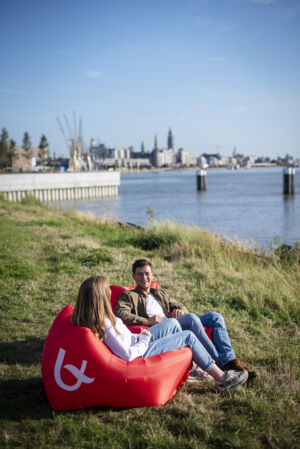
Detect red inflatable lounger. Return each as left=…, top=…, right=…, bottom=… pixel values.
left=41, top=305, right=192, bottom=411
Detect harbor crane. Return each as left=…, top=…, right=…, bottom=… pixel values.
left=56, top=111, right=92, bottom=171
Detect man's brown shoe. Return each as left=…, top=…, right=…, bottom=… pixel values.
left=222, top=358, right=258, bottom=380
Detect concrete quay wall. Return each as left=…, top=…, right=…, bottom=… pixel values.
left=0, top=171, right=120, bottom=202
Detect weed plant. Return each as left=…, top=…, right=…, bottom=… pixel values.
left=0, top=197, right=299, bottom=449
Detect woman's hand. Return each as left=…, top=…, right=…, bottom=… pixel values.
left=140, top=329, right=151, bottom=337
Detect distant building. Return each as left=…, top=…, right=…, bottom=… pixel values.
left=130, top=142, right=151, bottom=161
left=277, top=154, right=294, bottom=166
left=242, top=156, right=255, bottom=168
left=49, top=157, right=69, bottom=171
left=167, top=128, right=174, bottom=150
left=177, top=148, right=196, bottom=166
left=90, top=129, right=177, bottom=169
left=89, top=139, right=151, bottom=170
left=152, top=133, right=175, bottom=168
left=201, top=153, right=222, bottom=167
left=161, top=148, right=174, bottom=166
left=12, top=146, right=40, bottom=171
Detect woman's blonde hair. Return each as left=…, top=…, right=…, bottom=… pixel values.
left=71, top=275, right=117, bottom=340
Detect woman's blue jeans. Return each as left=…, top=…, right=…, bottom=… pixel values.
left=142, top=318, right=214, bottom=371
left=177, top=313, right=236, bottom=367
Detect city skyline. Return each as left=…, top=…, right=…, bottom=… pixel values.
left=1, top=0, right=300, bottom=159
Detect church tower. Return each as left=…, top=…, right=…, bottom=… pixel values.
left=153, top=135, right=159, bottom=168
left=167, top=128, right=174, bottom=150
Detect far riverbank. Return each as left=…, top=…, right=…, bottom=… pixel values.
left=116, top=163, right=290, bottom=175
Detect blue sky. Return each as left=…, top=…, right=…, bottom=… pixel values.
left=1, top=0, right=300, bottom=159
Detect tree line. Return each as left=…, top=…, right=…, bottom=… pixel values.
left=0, top=128, right=50, bottom=170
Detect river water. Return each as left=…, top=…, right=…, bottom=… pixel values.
left=53, top=167, right=300, bottom=250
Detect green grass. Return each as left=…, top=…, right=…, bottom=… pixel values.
left=0, top=197, right=299, bottom=449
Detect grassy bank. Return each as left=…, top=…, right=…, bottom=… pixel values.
left=0, top=196, right=299, bottom=449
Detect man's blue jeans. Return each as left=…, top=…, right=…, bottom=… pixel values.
left=143, top=318, right=214, bottom=371
left=177, top=313, right=236, bottom=367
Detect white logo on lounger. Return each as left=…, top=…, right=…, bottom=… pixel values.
left=54, top=347, right=95, bottom=391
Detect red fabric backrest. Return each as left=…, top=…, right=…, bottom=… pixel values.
left=109, top=281, right=159, bottom=311
left=109, top=285, right=127, bottom=311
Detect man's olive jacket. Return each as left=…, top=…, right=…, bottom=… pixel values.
left=114, top=287, right=189, bottom=325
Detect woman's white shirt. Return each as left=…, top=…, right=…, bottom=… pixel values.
left=104, top=317, right=151, bottom=362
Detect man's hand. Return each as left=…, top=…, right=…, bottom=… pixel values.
left=146, top=315, right=163, bottom=326
left=172, top=309, right=185, bottom=318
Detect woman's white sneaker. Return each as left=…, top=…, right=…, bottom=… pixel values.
left=187, top=366, right=214, bottom=382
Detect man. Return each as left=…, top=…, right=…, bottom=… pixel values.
left=114, top=259, right=257, bottom=380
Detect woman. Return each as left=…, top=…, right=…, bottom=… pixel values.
left=71, top=276, right=248, bottom=393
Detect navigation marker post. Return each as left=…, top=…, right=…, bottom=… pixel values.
left=283, top=167, right=295, bottom=195
left=197, top=170, right=207, bottom=191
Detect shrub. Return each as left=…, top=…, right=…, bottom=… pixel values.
left=130, top=225, right=181, bottom=251
left=20, top=194, right=43, bottom=206
left=79, top=249, right=113, bottom=267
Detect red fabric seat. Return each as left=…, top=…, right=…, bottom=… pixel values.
left=41, top=304, right=192, bottom=411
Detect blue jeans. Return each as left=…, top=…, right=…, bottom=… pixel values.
left=143, top=318, right=214, bottom=371
left=148, top=318, right=182, bottom=341
left=177, top=313, right=235, bottom=367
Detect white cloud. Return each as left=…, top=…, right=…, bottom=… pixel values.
left=84, top=70, right=101, bottom=79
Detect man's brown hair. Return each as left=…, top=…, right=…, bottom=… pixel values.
left=132, top=259, right=153, bottom=274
